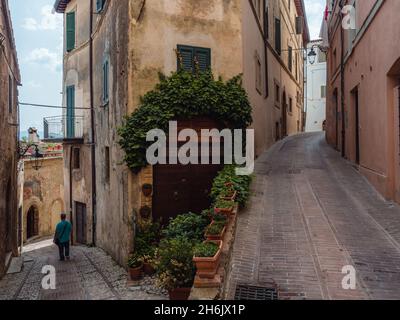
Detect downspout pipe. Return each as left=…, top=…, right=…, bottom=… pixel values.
left=89, top=0, right=97, bottom=246
left=69, top=145, right=74, bottom=245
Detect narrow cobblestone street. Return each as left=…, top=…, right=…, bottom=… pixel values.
left=0, top=239, right=166, bottom=300
left=226, top=132, right=400, bottom=300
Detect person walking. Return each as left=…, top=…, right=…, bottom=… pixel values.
left=54, top=213, right=72, bottom=261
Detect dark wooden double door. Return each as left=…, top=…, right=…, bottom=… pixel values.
left=152, top=118, right=224, bottom=224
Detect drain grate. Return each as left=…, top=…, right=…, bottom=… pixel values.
left=234, top=285, right=279, bottom=300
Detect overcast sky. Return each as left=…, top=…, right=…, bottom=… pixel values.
left=9, top=0, right=325, bottom=137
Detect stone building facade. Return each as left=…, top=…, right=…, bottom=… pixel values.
left=0, top=0, right=21, bottom=278
left=54, top=0, right=309, bottom=267
left=23, top=157, right=65, bottom=243
left=325, top=0, right=400, bottom=202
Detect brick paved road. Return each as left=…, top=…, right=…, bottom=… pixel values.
left=0, top=239, right=166, bottom=300
left=225, top=133, right=400, bottom=300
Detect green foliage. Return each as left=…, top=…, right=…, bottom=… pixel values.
left=135, top=219, right=161, bottom=257
left=155, top=237, right=196, bottom=290
left=212, top=213, right=228, bottom=225
left=194, top=242, right=219, bottom=258
left=128, top=253, right=142, bottom=269
left=206, top=222, right=225, bottom=236
left=211, top=165, right=253, bottom=207
left=118, top=70, right=253, bottom=172
left=162, top=212, right=209, bottom=243
left=215, top=199, right=235, bottom=210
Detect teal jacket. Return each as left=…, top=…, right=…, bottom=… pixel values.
left=55, top=220, right=72, bottom=243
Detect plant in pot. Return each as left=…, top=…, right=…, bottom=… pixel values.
left=214, top=199, right=235, bottom=216
left=162, top=212, right=209, bottom=243
left=205, top=221, right=226, bottom=241
left=140, top=246, right=157, bottom=276
left=212, top=212, right=228, bottom=226
left=128, top=253, right=143, bottom=281
left=219, top=186, right=237, bottom=202
left=155, top=237, right=196, bottom=300
left=193, top=241, right=223, bottom=279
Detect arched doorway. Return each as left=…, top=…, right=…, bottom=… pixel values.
left=26, top=206, right=39, bottom=240
left=282, top=91, right=288, bottom=138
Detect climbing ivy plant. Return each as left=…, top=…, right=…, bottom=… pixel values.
left=118, top=70, right=253, bottom=172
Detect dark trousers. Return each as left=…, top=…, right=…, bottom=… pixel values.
left=58, top=241, right=70, bottom=260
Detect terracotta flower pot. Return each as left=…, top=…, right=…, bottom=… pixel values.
left=143, top=262, right=156, bottom=276
left=129, top=264, right=143, bottom=281
left=168, top=287, right=192, bottom=301
left=214, top=206, right=234, bottom=216
left=220, top=190, right=237, bottom=202
left=193, top=240, right=223, bottom=279
left=205, top=222, right=226, bottom=241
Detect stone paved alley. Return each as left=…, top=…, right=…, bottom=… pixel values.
left=226, top=132, right=400, bottom=300
left=0, top=239, right=166, bottom=300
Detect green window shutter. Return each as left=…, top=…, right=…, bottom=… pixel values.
left=97, top=0, right=105, bottom=13
left=194, top=47, right=211, bottom=72
left=103, top=60, right=109, bottom=103
left=177, top=45, right=211, bottom=73
left=66, top=12, right=76, bottom=52
left=177, top=45, right=194, bottom=72
left=66, top=86, right=75, bottom=138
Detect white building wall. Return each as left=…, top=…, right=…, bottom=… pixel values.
left=305, top=41, right=327, bottom=132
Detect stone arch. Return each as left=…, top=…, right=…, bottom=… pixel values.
left=23, top=197, right=43, bottom=243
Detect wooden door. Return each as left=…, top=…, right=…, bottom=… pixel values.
left=153, top=118, right=224, bottom=224
left=75, top=202, right=87, bottom=244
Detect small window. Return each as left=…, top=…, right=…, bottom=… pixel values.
left=177, top=45, right=211, bottom=73
left=103, top=59, right=109, bottom=104
left=255, top=53, right=262, bottom=94
left=275, top=83, right=280, bottom=103
left=321, top=86, right=327, bottom=98
left=275, top=18, right=281, bottom=55
left=288, top=46, right=293, bottom=72
left=73, top=148, right=80, bottom=169
left=105, top=147, right=110, bottom=184
left=318, top=50, right=327, bottom=63
left=96, top=0, right=106, bottom=13
left=289, top=97, right=293, bottom=113
left=8, top=75, right=13, bottom=114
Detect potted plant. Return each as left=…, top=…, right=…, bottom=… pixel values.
left=142, top=183, right=153, bottom=197
left=219, top=187, right=237, bottom=202
left=212, top=212, right=228, bottom=226
left=193, top=241, right=222, bottom=279
left=162, top=212, right=209, bottom=243
left=214, top=199, right=235, bottom=216
left=128, top=254, right=143, bottom=281
left=140, top=246, right=157, bottom=276
left=155, top=237, right=196, bottom=300
left=205, top=221, right=226, bottom=241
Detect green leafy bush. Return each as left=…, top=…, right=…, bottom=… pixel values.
left=211, top=165, right=253, bottom=207
left=215, top=199, right=235, bottom=210
left=128, top=253, right=142, bottom=269
left=135, top=219, right=161, bottom=257
left=162, top=212, right=209, bottom=242
left=194, top=242, right=220, bottom=258
left=118, top=70, right=253, bottom=172
left=155, top=237, right=196, bottom=290
left=212, top=213, right=228, bottom=225
left=206, top=222, right=225, bottom=236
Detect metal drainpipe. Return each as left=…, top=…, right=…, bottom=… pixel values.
left=89, top=0, right=97, bottom=246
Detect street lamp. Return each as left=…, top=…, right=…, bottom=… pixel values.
left=307, top=47, right=317, bottom=65
left=30, top=145, right=44, bottom=171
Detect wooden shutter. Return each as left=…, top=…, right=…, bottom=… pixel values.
left=177, top=45, right=194, bottom=72
left=96, top=0, right=105, bottom=12
left=66, top=86, right=75, bottom=138
left=103, top=60, right=109, bottom=103
left=66, top=12, right=76, bottom=52
left=275, top=18, right=281, bottom=55
left=264, top=3, right=269, bottom=39
left=288, top=46, right=293, bottom=72
left=194, top=47, right=211, bottom=72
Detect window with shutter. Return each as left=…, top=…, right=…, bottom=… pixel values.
left=275, top=18, right=281, bottom=55
left=177, top=45, right=211, bottom=73
left=288, top=46, right=293, bottom=72
left=66, top=12, right=76, bottom=52
left=97, top=0, right=106, bottom=13
left=66, top=85, right=75, bottom=138
left=103, top=60, right=109, bottom=104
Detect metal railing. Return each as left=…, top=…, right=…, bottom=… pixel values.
left=43, top=115, right=84, bottom=140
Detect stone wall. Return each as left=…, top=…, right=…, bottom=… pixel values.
left=23, top=157, right=65, bottom=243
